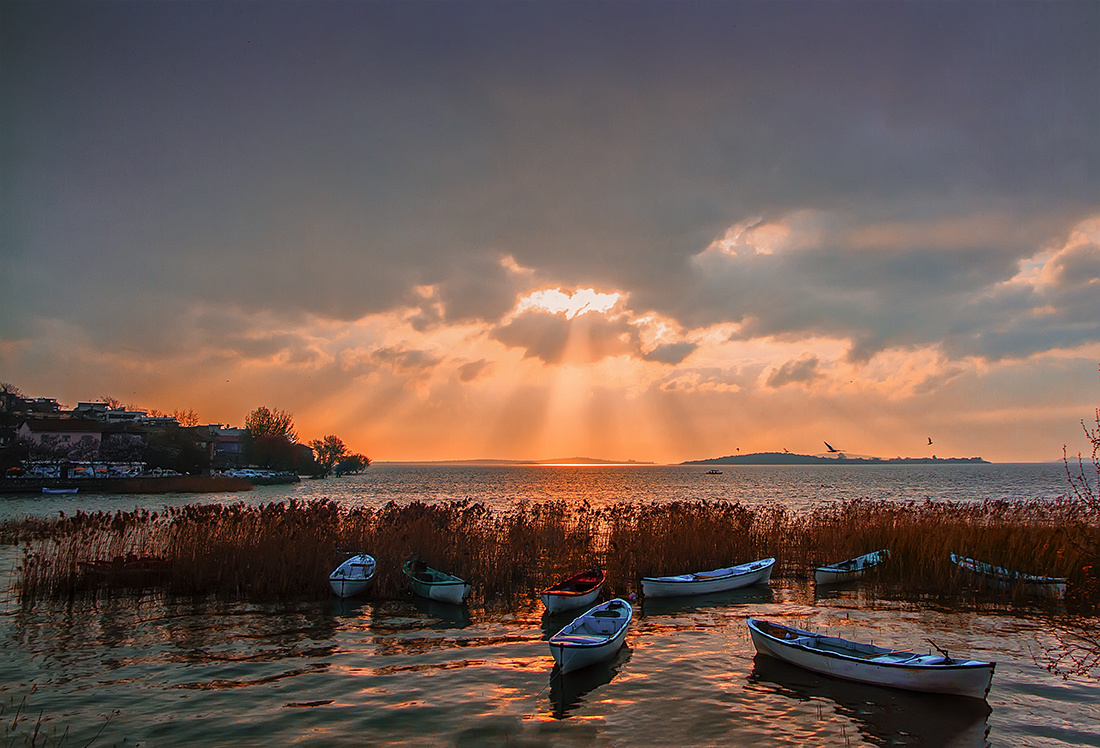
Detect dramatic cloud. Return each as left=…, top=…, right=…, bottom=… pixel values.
left=2, top=0, right=1097, bottom=461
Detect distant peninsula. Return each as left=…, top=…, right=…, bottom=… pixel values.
left=682, top=452, right=989, bottom=466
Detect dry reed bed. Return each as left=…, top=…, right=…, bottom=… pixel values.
left=7, top=498, right=1098, bottom=607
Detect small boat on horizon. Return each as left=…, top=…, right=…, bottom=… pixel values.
left=814, top=549, right=890, bottom=585
left=747, top=617, right=995, bottom=699
left=950, top=553, right=1066, bottom=599
left=329, top=553, right=376, bottom=598
left=402, top=560, right=472, bottom=604
left=705, top=469, right=723, bottom=475
left=549, top=598, right=633, bottom=674
left=540, top=568, right=607, bottom=615
left=641, top=557, right=774, bottom=598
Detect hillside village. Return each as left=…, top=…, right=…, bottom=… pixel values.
left=0, top=387, right=367, bottom=481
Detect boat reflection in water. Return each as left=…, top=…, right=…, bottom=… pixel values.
left=747, top=653, right=992, bottom=747
left=548, top=645, right=632, bottom=719
left=641, top=585, right=774, bottom=617
left=409, top=595, right=473, bottom=628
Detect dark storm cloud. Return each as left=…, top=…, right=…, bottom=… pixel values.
left=2, top=0, right=1097, bottom=363
left=766, top=355, right=822, bottom=388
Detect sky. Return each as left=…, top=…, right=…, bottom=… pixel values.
left=2, top=0, right=1098, bottom=464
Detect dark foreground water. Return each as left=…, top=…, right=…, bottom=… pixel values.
left=2, top=464, right=1098, bottom=746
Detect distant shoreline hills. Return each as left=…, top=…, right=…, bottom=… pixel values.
left=683, top=452, right=989, bottom=466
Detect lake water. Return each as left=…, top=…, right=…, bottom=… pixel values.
left=2, top=463, right=1098, bottom=747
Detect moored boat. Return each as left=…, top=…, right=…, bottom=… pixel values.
left=42, top=487, right=78, bottom=494
left=951, top=553, right=1066, bottom=599
left=540, top=568, right=607, bottom=614
left=402, top=560, right=472, bottom=604
left=549, top=598, right=633, bottom=674
left=747, top=617, right=995, bottom=699
left=814, top=549, right=890, bottom=585
left=641, top=557, right=774, bottom=598
left=329, top=553, right=376, bottom=598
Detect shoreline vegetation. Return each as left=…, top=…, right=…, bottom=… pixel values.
left=5, top=497, right=1097, bottom=610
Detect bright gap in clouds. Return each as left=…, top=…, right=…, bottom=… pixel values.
left=514, top=288, right=621, bottom=319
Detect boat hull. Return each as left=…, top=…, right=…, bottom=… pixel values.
left=747, top=618, right=995, bottom=699
left=641, top=558, right=774, bottom=598
left=540, top=570, right=607, bottom=614
left=542, top=585, right=602, bottom=615
left=951, top=553, right=1066, bottom=599
left=329, top=554, right=376, bottom=598
left=814, top=550, right=889, bottom=585
left=550, top=598, right=632, bottom=674
left=403, top=561, right=472, bottom=604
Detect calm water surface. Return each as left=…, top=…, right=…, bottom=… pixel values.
left=2, top=464, right=1097, bottom=746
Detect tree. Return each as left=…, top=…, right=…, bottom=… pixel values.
left=172, top=408, right=200, bottom=427
left=250, top=434, right=300, bottom=471
left=309, top=435, right=349, bottom=478
left=335, top=453, right=371, bottom=476
left=1, top=382, right=24, bottom=396
left=101, top=395, right=124, bottom=409
left=245, top=406, right=298, bottom=442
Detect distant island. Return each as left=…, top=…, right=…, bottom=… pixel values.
left=683, top=452, right=989, bottom=466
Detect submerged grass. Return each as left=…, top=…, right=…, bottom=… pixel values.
left=6, top=497, right=1098, bottom=609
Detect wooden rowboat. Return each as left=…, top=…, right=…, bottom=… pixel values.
left=329, top=553, right=376, bottom=598
left=641, top=557, right=774, bottom=598
left=950, top=553, right=1066, bottom=599
left=540, top=568, right=607, bottom=614
left=402, top=560, right=472, bottom=604
left=814, top=549, right=890, bottom=585
left=549, top=598, right=633, bottom=674
left=747, top=618, right=995, bottom=699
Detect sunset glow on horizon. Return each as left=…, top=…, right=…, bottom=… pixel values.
left=2, top=1, right=1097, bottom=464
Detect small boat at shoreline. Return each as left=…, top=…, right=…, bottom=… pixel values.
left=641, top=557, right=774, bottom=598
left=747, top=618, right=995, bottom=699
left=814, top=549, right=890, bottom=585
left=402, top=560, right=472, bottom=604
left=329, top=553, right=376, bottom=598
left=42, top=487, right=78, bottom=494
left=950, top=553, right=1066, bottom=599
left=541, top=568, right=607, bottom=614
left=549, top=598, right=633, bottom=674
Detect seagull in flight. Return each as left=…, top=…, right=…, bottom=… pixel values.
left=824, top=441, right=839, bottom=453
left=928, top=437, right=933, bottom=445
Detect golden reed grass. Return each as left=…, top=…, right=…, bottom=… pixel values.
left=5, top=498, right=1097, bottom=607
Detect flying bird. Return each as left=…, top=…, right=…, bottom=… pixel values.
left=824, top=441, right=839, bottom=453
left=928, top=437, right=933, bottom=445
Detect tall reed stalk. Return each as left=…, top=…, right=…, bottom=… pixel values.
left=6, top=497, right=1097, bottom=607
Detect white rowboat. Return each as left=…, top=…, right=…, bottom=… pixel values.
left=328, top=554, right=376, bottom=598
left=402, top=560, right=472, bottom=604
left=641, top=557, right=774, bottom=598
left=814, top=549, right=890, bottom=585
left=540, top=568, right=607, bottom=614
left=951, top=553, right=1066, bottom=599
left=747, top=618, right=995, bottom=699
left=549, top=598, right=633, bottom=674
